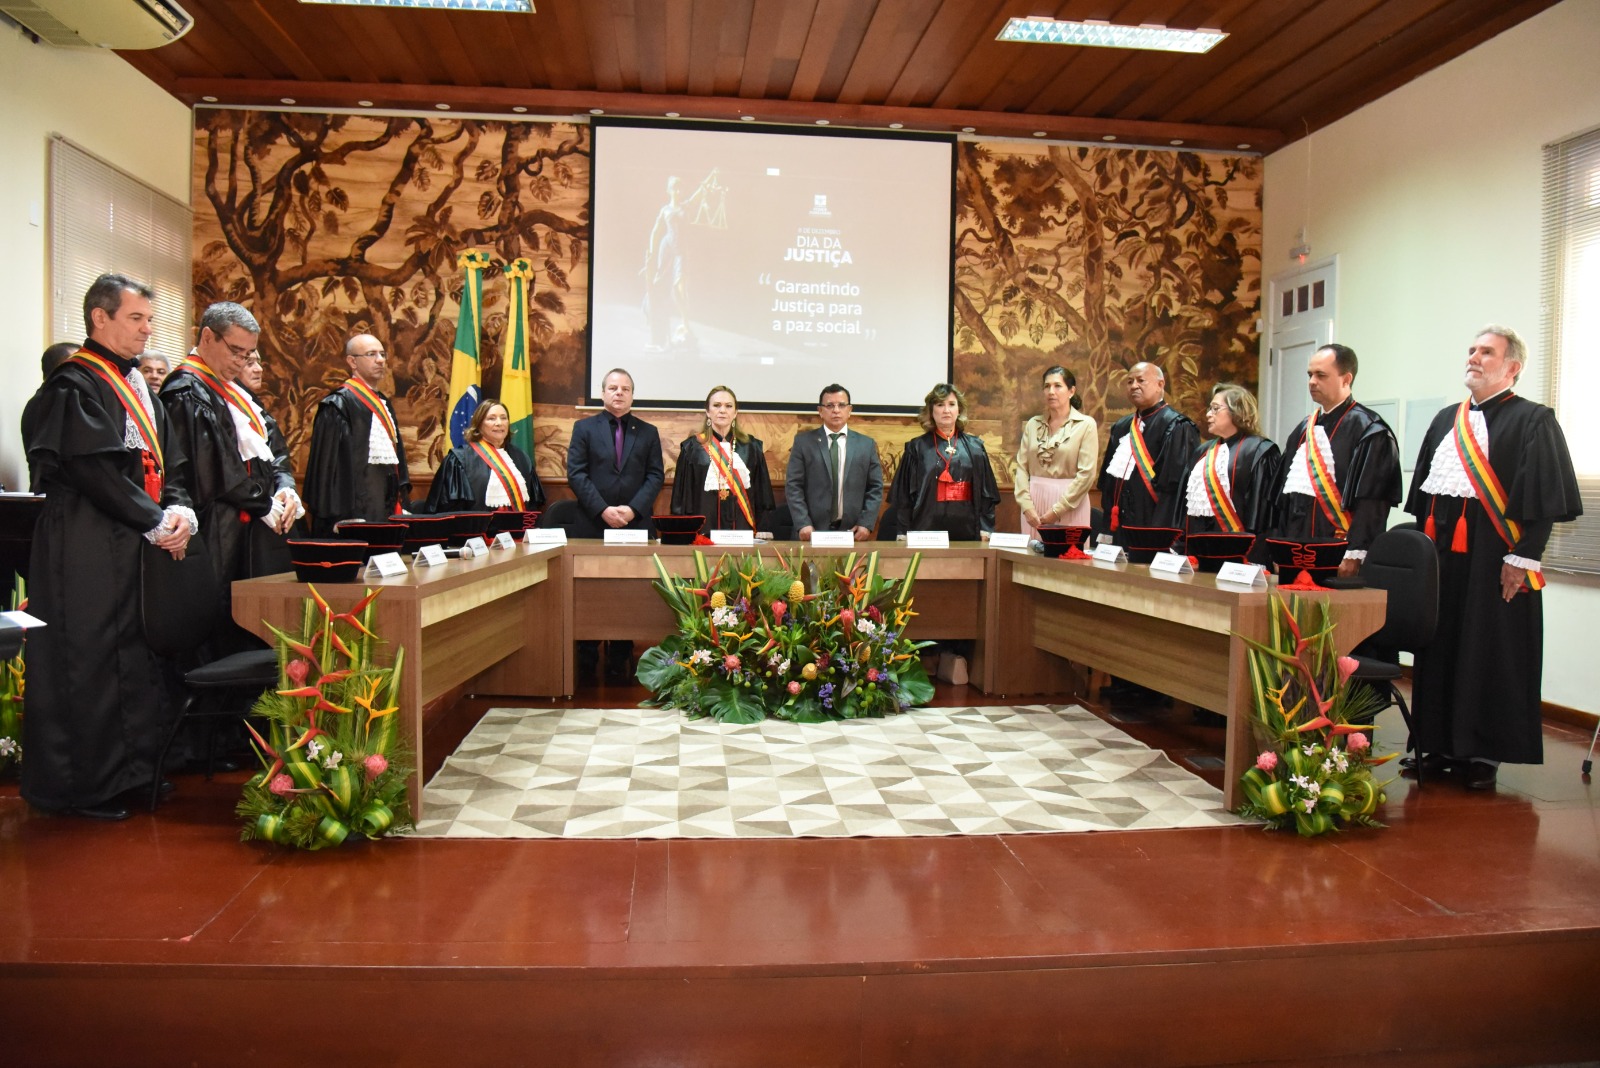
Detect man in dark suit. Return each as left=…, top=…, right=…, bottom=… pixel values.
left=566, top=367, right=664, bottom=679
left=785, top=383, right=884, bottom=540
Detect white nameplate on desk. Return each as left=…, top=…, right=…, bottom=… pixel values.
left=414, top=543, right=449, bottom=567
left=492, top=532, right=517, bottom=550
left=603, top=528, right=648, bottom=546
left=1, top=609, right=46, bottom=629
left=810, top=530, right=854, bottom=548
left=1090, top=543, right=1126, bottom=563
left=905, top=530, right=950, bottom=549
left=988, top=532, right=1030, bottom=550
left=1149, top=551, right=1194, bottom=575
left=460, top=536, right=489, bottom=558
left=367, top=552, right=408, bottom=577
left=1215, top=561, right=1267, bottom=587
left=709, top=529, right=755, bottom=547
left=526, top=528, right=565, bottom=546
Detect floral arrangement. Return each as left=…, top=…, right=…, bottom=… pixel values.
left=0, top=578, right=23, bottom=775
left=1237, top=592, right=1396, bottom=837
left=638, top=548, right=936, bottom=723
left=237, top=586, right=413, bottom=849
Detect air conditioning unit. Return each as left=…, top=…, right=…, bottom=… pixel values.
left=0, top=0, right=192, bottom=50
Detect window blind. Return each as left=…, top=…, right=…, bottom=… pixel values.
left=1540, top=126, right=1600, bottom=575
left=48, top=135, right=191, bottom=363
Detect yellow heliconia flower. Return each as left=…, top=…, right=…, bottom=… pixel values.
left=352, top=675, right=399, bottom=736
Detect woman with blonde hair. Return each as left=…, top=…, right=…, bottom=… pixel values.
left=670, top=384, right=774, bottom=530
left=887, top=382, right=1000, bottom=540
left=1177, top=383, right=1280, bottom=558
left=425, top=397, right=546, bottom=513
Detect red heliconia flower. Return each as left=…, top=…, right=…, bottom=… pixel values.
left=723, top=654, right=741, bottom=672
left=1337, top=656, right=1359, bottom=683
left=838, top=608, right=855, bottom=631
left=1255, top=751, right=1279, bottom=772
left=771, top=600, right=787, bottom=622
left=866, top=605, right=882, bottom=624
left=286, top=658, right=311, bottom=685
left=364, top=753, right=389, bottom=780
left=269, top=773, right=295, bottom=797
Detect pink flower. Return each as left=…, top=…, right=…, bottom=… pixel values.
left=1337, top=656, right=1359, bottom=683
left=723, top=654, right=741, bottom=672
left=866, top=668, right=879, bottom=682
left=771, top=600, right=787, bottom=622
left=838, top=608, right=855, bottom=631
left=269, top=773, right=295, bottom=796
left=787, top=680, right=802, bottom=695
left=866, top=605, right=882, bottom=624
left=286, top=658, right=310, bottom=685
left=1255, top=751, right=1279, bottom=772
left=364, top=753, right=389, bottom=780
left=1347, top=732, right=1370, bottom=753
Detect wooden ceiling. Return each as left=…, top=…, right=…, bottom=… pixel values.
left=119, top=0, right=1561, bottom=153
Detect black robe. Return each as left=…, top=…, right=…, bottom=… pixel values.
left=1177, top=432, right=1282, bottom=562
left=1097, top=401, right=1200, bottom=533
left=19, top=340, right=195, bottom=811
left=159, top=364, right=285, bottom=645
left=670, top=433, right=775, bottom=531
left=425, top=442, right=546, bottom=514
left=1405, top=393, right=1581, bottom=764
left=1272, top=397, right=1402, bottom=551
left=888, top=432, right=1001, bottom=541
left=303, top=385, right=411, bottom=536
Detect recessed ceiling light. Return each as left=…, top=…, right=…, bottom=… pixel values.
left=888, top=123, right=903, bottom=130
left=202, top=96, right=217, bottom=103
left=665, top=111, right=679, bottom=118
left=1102, top=134, right=1117, bottom=141
left=435, top=103, right=450, bottom=110
left=589, top=108, right=604, bottom=115
left=740, top=116, right=755, bottom=122
left=298, top=0, right=535, bottom=11
left=1169, top=139, right=1184, bottom=145
left=512, top=106, right=527, bottom=113
left=997, top=17, right=1226, bottom=53
left=1236, top=143, right=1252, bottom=150
left=1033, top=131, right=1047, bottom=137
left=281, top=98, right=296, bottom=105
left=815, top=119, right=829, bottom=125
left=960, top=126, right=975, bottom=133
left=358, top=100, right=374, bottom=107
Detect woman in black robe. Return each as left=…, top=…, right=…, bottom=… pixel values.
left=1177, top=384, right=1281, bottom=564
left=888, top=382, right=1000, bottom=540
left=670, top=385, right=774, bottom=531
left=425, top=398, right=545, bottom=514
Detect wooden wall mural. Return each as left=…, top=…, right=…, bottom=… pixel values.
left=191, top=112, right=1261, bottom=504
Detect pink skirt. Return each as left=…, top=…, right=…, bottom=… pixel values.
left=1020, top=475, right=1090, bottom=539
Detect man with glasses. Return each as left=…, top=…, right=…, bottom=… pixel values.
left=785, top=383, right=883, bottom=540
left=161, top=302, right=302, bottom=652
left=304, top=333, right=411, bottom=535
left=1097, top=361, right=1199, bottom=535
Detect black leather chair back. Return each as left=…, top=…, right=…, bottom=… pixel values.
left=1357, top=524, right=1438, bottom=654
left=875, top=504, right=899, bottom=541
left=537, top=498, right=583, bottom=532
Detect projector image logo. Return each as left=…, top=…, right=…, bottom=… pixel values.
left=809, top=194, right=832, bottom=217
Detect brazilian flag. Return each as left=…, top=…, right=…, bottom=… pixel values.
left=502, top=257, right=535, bottom=457
left=445, top=249, right=491, bottom=447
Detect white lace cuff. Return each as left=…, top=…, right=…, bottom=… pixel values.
left=1505, top=554, right=1541, bottom=572
left=1342, top=549, right=1366, bottom=561
left=145, top=504, right=200, bottom=543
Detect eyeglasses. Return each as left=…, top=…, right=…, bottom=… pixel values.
left=819, top=402, right=851, bottom=410
left=352, top=349, right=386, bottom=360
left=1206, top=403, right=1228, bottom=413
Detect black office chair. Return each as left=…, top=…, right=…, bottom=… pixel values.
left=151, top=645, right=280, bottom=811
left=759, top=505, right=794, bottom=541
left=875, top=504, right=899, bottom=541
left=1343, top=524, right=1438, bottom=783
left=536, top=498, right=583, bottom=532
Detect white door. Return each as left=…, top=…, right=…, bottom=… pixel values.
left=1263, top=259, right=1338, bottom=444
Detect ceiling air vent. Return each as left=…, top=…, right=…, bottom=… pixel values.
left=0, top=0, right=192, bottom=50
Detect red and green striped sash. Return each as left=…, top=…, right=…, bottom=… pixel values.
left=343, top=378, right=398, bottom=444
left=701, top=434, right=754, bottom=527
left=185, top=359, right=267, bottom=440
left=1201, top=442, right=1244, bottom=532
left=70, top=351, right=163, bottom=474
left=1127, top=410, right=1159, bottom=500
left=469, top=441, right=525, bottom=510
left=1304, top=409, right=1350, bottom=536
left=1451, top=398, right=1545, bottom=591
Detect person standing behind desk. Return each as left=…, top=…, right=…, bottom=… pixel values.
left=1270, top=343, right=1402, bottom=578
left=1177, top=384, right=1281, bottom=561
left=567, top=367, right=665, bottom=681
left=1015, top=365, right=1097, bottom=538
left=426, top=398, right=546, bottom=514
left=235, top=347, right=303, bottom=570
left=1097, top=361, right=1199, bottom=536
left=1404, top=325, right=1581, bottom=791
left=671, top=385, right=773, bottom=531
left=787, top=383, right=884, bottom=541
left=888, top=382, right=1000, bottom=541
left=19, top=272, right=197, bottom=821
left=303, top=333, right=411, bottom=536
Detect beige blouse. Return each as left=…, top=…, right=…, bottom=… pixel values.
left=1013, top=408, right=1099, bottom=519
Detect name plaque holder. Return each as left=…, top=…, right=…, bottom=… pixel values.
left=461, top=537, right=489, bottom=558
left=603, top=529, right=649, bottom=546
left=492, top=532, right=517, bottom=550
left=988, top=532, right=1030, bottom=550
left=526, top=528, right=566, bottom=546
left=414, top=544, right=448, bottom=567
left=1216, top=561, right=1268, bottom=588
left=1149, top=551, right=1194, bottom=576
left=810, top=530, right=854, bottom=548
left=905, top=530, right=950, bottom=549
left=709, top=529, right=755, bottom=547
left=1090, top=543, right=1126, bottom=564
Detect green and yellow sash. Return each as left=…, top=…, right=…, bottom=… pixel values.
left=469, top=441, right=526, bottom=510
left=185, top=359, right=267, bottom=440
left=343, top=378, right=398, bottom=444
left=700, top=434, right=754, bottom=527
left=1127, top=410, right=1159, bottom=500
left=1201, top=441, right=1244, bottom=532
left=1451, top=398, right=1545, bottom=591
left=70, top=351, right=163, bottom=475
left=1304, top=409, right=1350, bottom=536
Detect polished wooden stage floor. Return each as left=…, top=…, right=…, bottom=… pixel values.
left=2, top=681, right=1598, bottom=1067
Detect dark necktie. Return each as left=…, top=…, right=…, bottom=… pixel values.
left=829, top=432, right=844, bottom=523
left=612, top=417, right=625, bottom=470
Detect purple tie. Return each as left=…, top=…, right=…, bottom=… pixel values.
left=613, top=417, right=625, bottom=470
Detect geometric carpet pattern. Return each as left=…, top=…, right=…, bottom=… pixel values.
left=411, top=705, right=1245, bottom=838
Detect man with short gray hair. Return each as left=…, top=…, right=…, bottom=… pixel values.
left=1403, top=325, right=1581, bottom=790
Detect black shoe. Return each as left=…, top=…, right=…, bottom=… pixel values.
left=67, top=803, right=132, bottom=821
left=1401, top=753, right=1457, bottom=776
left=1462, top=762, right=1498, bottom=791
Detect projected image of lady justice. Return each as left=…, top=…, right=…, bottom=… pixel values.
left=642, top=170, right=726, bottom=353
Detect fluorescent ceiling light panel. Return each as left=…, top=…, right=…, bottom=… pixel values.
left=299, top=0, right=534, bottom=12
left=997, top=18, right=1225, bottom=53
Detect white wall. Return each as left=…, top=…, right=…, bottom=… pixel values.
left=0, top=24, right=191, bottom=490
left=1262, top=0, right=1600, bottom=714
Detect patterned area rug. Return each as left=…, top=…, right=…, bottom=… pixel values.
left=411, top=705, right=1244, bottom=839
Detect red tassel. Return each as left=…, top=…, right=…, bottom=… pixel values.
left=1110, top=505, right=1120, bottom=531
left=1451, top=514, right=1468, bottom=553
left=393, top=499, right=403, bottom=515
left=1424, top=513, right=1436, bottom=542
left=142, top=452, right=162, bottom=502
